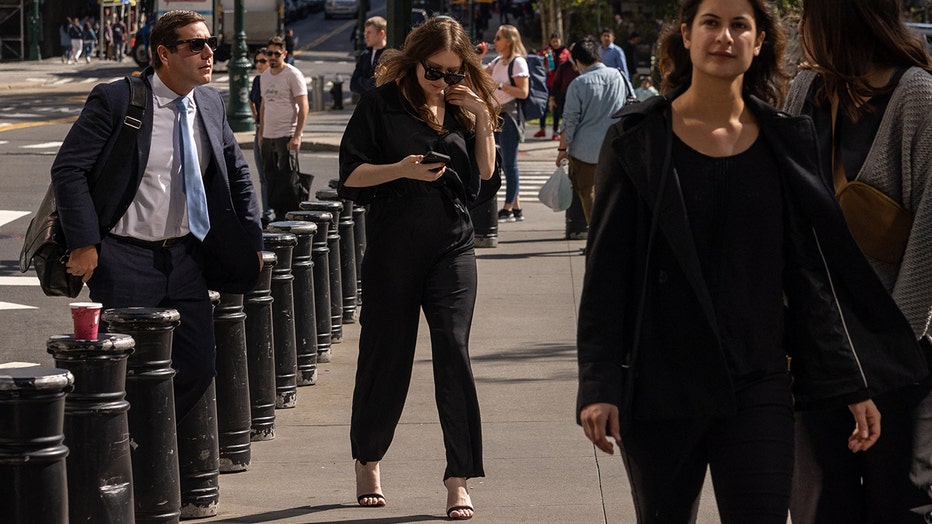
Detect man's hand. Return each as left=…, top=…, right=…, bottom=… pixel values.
left=66, top=245, right=98, bottom=283
left=288, top=135, right=302, bottom=151
left=848, top=399, right=881, bottom=452
left=580, top=402, right=621, bottom=455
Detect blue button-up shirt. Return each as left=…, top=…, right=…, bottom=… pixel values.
left=561, top=63, right=629, bottom=164
left=599, top=42, right=629, bottom=80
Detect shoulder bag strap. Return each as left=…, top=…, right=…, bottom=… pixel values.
left=91, top=75, right=148, bottom=227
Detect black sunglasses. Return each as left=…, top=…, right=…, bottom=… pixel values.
left=169, top=36, right=218, bottom=53
left=256, top=58, right=268, bottom=64
left=421, top=62, right=466, bottom=85
left=267, top=51, right=283, bottom=57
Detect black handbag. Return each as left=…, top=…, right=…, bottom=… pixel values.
left=18, top=75, right=148, bottom=298
left=18, top=186, right=83, bottom=298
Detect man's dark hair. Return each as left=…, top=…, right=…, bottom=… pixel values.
left=600, top=27, right=614, bottom=36
left=150, top=10, right=206, bottom=69
left=571, top=37, right=601, bottom=65
left=268, top=35, right=285, bottom=48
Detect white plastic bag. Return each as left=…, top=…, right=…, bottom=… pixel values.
left=538, top=162, right=572, bottom=211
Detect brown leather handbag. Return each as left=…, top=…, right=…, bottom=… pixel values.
left=831, top=99, right=914, bottom=265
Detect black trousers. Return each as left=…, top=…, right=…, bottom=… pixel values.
left=350, top=190, right=484, bottom=480
left=88, top=234, right=215, bottom=421
left=261, top=136, right=304, bottom=221
left=791, top=387, right=928, bottom=524
left=619, top=373, right=794, bottom=524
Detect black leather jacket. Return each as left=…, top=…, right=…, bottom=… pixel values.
left=577, top=91, right=927, bottom=424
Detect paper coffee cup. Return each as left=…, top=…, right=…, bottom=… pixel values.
left=70, top=302, right=103, bottom=340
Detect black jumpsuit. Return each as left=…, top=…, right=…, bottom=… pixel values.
left=338, top=81, right=485, bottom=480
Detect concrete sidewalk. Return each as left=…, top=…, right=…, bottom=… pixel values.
left=205, top=207, right=639, bottom=523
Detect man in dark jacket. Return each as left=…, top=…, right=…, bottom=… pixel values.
left=350, top=16, right=387, bottom=95
left=51, top=10, right=263, bottom=420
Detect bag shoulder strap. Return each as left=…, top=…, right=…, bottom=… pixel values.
left=91, top=75, right=148, bottom=224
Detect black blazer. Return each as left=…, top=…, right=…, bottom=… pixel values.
left=577, top=91, right=927, bottom=425
left=50, top=68, right=264, bottom=293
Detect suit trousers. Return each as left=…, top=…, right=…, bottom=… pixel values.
left=791, top=386, right=928, bottom=524
left=89, top=234, right=215, bottom=422
left=619, top=373, right=794, bottom=524
left=350, top=190, right=484, bottom=480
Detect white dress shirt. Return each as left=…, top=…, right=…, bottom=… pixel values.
left=111, top=71, right=209, bottom=241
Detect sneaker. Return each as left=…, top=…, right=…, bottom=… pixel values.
left=552, top=134, right=560, bottom=141
left=533, top=129, right=546, bottom=138
left=498, top=209, right=515, bottom=222
left=512, top=208, right=524, bottom=221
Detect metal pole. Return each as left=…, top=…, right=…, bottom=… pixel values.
left=47, top=334, right=136, bottom=524
left=285, top=210, right=333, bottom=363
left=27, top=0, right=41, bottom=61
left=0, top=367, right=73, bottom=524
left=262, top=231, right=300, bottom=409
left=213, top=293, right=252, bottom=472
left=245, top=251, right=278, bottom=441
left=102, top=308, right=182, bottom=524
left=227, top=0, right=255, bottom=132
left=299, top=201, right=344, bottom=344
left=316, top=188, right=357, bottom=324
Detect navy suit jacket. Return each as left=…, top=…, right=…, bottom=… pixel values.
left=51, top=68, right=264, bottom=293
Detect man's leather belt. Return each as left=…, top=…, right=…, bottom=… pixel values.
left=109, top=234, right=191, bottom=249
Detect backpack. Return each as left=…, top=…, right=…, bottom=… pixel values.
left=507, top=55, right=548, bottom=123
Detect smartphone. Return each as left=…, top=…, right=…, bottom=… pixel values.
left=422, top=150, right=451, bottom=172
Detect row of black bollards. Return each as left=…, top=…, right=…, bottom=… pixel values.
left=0, top=187, right=372, bottom=523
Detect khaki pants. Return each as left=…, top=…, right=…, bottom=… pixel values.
left=568, top=155, right=597, bottom=223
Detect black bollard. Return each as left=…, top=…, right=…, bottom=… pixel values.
left=316, top=188, right=358, bottom=325
left=470, top=193, right=498, bottom=248
left=213, top=292, right=251, bottom=472
left=268, top=221, right=318, bottom=386
left=174, top=291, right=221, bottom=519
left=352, top=204, right=366, bottom=305
left=285, top=210, right=333, bottom=364
left=102, top=307, right=182, bottom=524
left=564, top=190, right=588, bottom=240
left=298, top=200, right=344, bottom=344
left=262, top=231, right=299, bottom=409
left=47, top=334, right=136, bottom=524
left=0, top=366, right=73, bottom=524
left=245, top=251, right=278, bottom=441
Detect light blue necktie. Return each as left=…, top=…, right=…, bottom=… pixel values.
left=174, top=96, right=210, bottom=240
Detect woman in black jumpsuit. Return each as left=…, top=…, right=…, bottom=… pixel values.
left=337, top=17, right=498, bottom=520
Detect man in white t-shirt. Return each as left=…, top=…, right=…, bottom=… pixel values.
left=258, top=35, right=309, bottom=220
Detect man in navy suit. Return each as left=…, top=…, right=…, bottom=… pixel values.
left=51, top=10, right=264, bottom=420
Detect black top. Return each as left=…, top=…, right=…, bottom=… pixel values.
left=350, top=47, right=386, bottom=95
left=803, top=70, right=903, bottom=182
left=673, top=134, right=787, bottom=382
left=338, top=81, right=482, bottom=205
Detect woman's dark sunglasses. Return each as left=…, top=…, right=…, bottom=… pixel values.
left=170, top=36, right=219, bottom=53
left=421, top=62, right=466, bottom=85
left=256, top=58, right=268, bottom=64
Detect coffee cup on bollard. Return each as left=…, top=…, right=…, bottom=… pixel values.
left=70, top=302, right=103, bottom=340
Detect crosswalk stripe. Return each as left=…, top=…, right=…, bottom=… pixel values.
left=0, top=276, right=41, bottom=287
left=22, top=142, right=63, bottom=149
left=0, top=210, right=30, bottom=227
left=0, top=302, right=37, bottom=310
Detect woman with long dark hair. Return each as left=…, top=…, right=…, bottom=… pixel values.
left=785, top=0, right=932, bottom=521
left=338, top=16, right=498, bottom=520
left=576, top=0, right=927, bottom=521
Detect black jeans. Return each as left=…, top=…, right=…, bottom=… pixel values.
left=620, top=373, right=794, bottom=524
left=791, top=387, right=928, bottom=524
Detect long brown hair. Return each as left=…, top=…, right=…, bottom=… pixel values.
left=658, top=0, right=789, bottom=107
left=800, top=0, right=932, bottom=121
left=375, top=17, right=499, bottom=133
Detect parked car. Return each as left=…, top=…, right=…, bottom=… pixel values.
left=324, top=0, right=358, bottom=19
left=907, top=22, right=932, bottom=51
